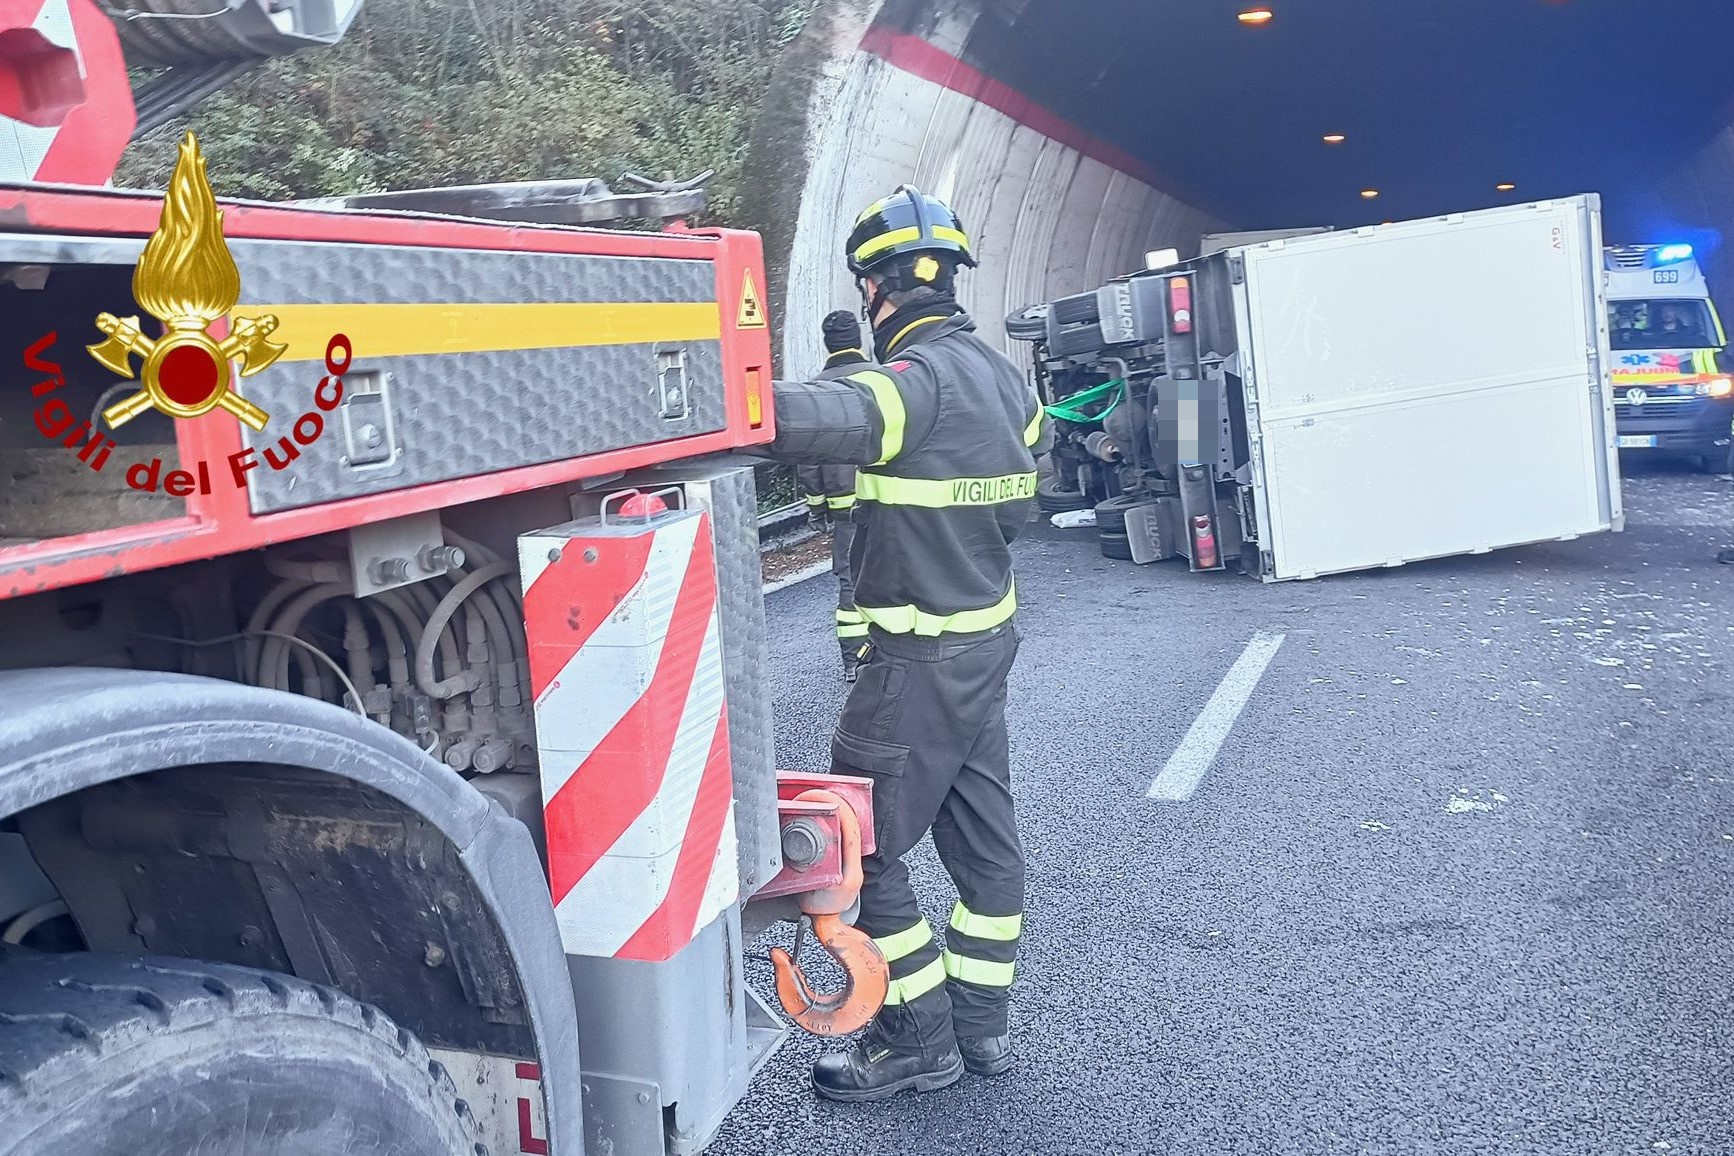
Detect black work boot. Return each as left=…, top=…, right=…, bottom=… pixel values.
left=812, top=1002, right=962, bottom=1103
left=957, top=1034, right=1014, bottom=1078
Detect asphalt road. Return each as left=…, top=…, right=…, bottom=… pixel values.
left=711, top=461, right=1734, bottom=1156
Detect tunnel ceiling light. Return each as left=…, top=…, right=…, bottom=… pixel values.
left=1238, top=8, right=1274, bottom=25
left=1496, top=182, right=1516, bottom=192
left=1360, top=188, right=1380, bottom=199
left=1322, top=134, right=1346, bottom=144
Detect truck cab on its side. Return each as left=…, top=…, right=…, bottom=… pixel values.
left=1605, top=244, right=1734, bottom=472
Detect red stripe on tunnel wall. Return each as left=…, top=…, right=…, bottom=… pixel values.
left=858, top=25, right=1199, bottom=207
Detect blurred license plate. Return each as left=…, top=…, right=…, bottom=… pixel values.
left=1617, top=435, right=1658, bottom=449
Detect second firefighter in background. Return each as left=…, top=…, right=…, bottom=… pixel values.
left=757, top=185, right=1051, bottom=1103
left=797, top=311, right=876, bottom=681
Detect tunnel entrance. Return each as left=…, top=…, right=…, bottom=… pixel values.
left=758, top=0, right=1734, bottom=370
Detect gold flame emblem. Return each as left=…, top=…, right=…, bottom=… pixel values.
left=88, top=132, right=285, bottom=432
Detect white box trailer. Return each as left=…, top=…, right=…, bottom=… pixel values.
left=1231, top=196, right=1621, bottom=580
left=1199, top=226, right=1333, bottom=256
left=1024, top=195, right=1622, bottom=582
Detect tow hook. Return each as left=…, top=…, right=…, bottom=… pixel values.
left=767, top=788, right=888, bottom=1036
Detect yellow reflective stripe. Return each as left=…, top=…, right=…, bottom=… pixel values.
left=931, top=226, right=971, bottom=249
left=1695, top=349, right=1719, bottom=375
left=882, top=957, right=947, bottom=1005
left=854, top=226, right=922, bottom=264
left=836, top=608, right=871, bottom=639
left=943, top=951, right=1015, bottom=988
left=258, top=302, right=719, bottom=361
left=1024, top=401, right=1045, bottom=447
left=872, top=919, right=933, bottom=964
left=848, top=371, right=906, bottom=465
left=805, top=494, right=826, bottom=507
left=950, top=902, right=1023, bottom=943
left=827, top=495, right=857, bottom=510
left=886, top=314, right=945, bottom=355
left=853, top=226, right=971, bottom=266
left=856, top=471, right=1037, bottom=509
left=857, top=581, right=1018, bottom=638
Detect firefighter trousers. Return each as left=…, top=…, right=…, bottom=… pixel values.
left=829, top=622, right=1024, bottom=1050
left=831, top=515, right=863, bottom=659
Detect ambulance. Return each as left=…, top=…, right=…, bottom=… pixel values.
left=1605, top=244, right=1734, bottom=471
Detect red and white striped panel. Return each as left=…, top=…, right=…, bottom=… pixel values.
left=519, top=508, right=739, bottom=962
left=0, top=0, right=136, bottom=185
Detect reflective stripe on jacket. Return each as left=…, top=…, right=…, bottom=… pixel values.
left=765, top=312, right=1050, bottom=636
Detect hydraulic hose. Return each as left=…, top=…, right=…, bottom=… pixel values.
left=362, top=602, right=410, bottom=729
left=442, top=531, right=531, bottom=737
left=340, top=604, right=383, bottom=722
left=414, top=560, right=513, bottom=700
left=259, top=582, right=353, bottom=698
left=244, top=577, right=312, bottom=686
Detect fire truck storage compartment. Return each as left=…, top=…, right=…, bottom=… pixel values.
left=2, top=247, right=185, bottom=545
left=1232, top=195, right=1622, bottom=581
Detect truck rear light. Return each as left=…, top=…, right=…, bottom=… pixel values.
left=1169, top=277, right=1194, bottom=334
left=1191, top=514, right=1219, bottom=570
left=745, top=367, right=765, bottom=427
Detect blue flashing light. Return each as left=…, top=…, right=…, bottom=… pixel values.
left=1657, top=243, right=1695, bottom=263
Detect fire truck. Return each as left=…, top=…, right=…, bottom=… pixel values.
left=0, top=2, right=880, bottom=1153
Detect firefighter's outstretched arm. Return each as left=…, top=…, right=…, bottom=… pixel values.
left=760, top=362, right=938, bottom=468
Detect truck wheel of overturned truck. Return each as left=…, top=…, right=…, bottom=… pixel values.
left=1094, top=493, right=1148, bottom=534
left=1038, top=477, right=1091, bottom=514
left=0, top=952, right=484, bottom=1156
left=1099, top=530, right=1135, bottom=561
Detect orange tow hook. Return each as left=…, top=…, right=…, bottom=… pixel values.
left=768, top=789, right=889, bottom=1036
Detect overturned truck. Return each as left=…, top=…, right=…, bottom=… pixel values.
left=1017, top=196, right=1626, bottom=581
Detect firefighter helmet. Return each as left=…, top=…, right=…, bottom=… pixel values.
left=845, top=186, right=977, bottom=285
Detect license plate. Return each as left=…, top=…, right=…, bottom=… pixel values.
left=1617, top=435, right=1658, bottom=449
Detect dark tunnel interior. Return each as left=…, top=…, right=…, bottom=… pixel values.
left=953, top=0, right=1734, bottom=236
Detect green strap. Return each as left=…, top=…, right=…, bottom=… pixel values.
left=1044, top=378, right=1124, bottom=425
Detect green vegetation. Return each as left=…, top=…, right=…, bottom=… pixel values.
left=119, top=0, right=818, bottom=227
left=119, top=0, right=814, bottom=515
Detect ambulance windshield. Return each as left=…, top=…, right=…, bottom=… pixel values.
left=1608, top=299, right=1718, bottom=350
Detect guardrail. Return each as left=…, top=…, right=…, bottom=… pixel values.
left=758, top=500, right=811, bottom=545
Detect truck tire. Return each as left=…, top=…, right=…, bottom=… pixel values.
left=1099, top=530, right=1134, bottom=561
left=1094, top=493, right=1147, bottom=534
left=1038, top=477, right=1090, bottom=514
left=0, top=952, right=484, bottom=1156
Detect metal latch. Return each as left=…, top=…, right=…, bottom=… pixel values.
left=657, top=349, right=690, bottom=421
left=340, top=369, right=399, bottom=470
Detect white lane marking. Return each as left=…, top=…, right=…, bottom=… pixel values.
left=763, top=557, right=835, bottom=595
left=1148, top=631, right=1287, bottom=802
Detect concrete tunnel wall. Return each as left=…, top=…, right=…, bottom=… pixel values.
left=746, top=0, right=1228, bottom=378
left=1646, top=127, right=1734, bottom=325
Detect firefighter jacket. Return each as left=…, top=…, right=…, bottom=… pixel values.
left=795, top=347, right=873, bottom=513
left=764, top=310, right=1052, bottom=637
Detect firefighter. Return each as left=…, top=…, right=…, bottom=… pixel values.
left=795, top=312, right=874, bottom=681
left=756, top=186, right=1050, bottom=1101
